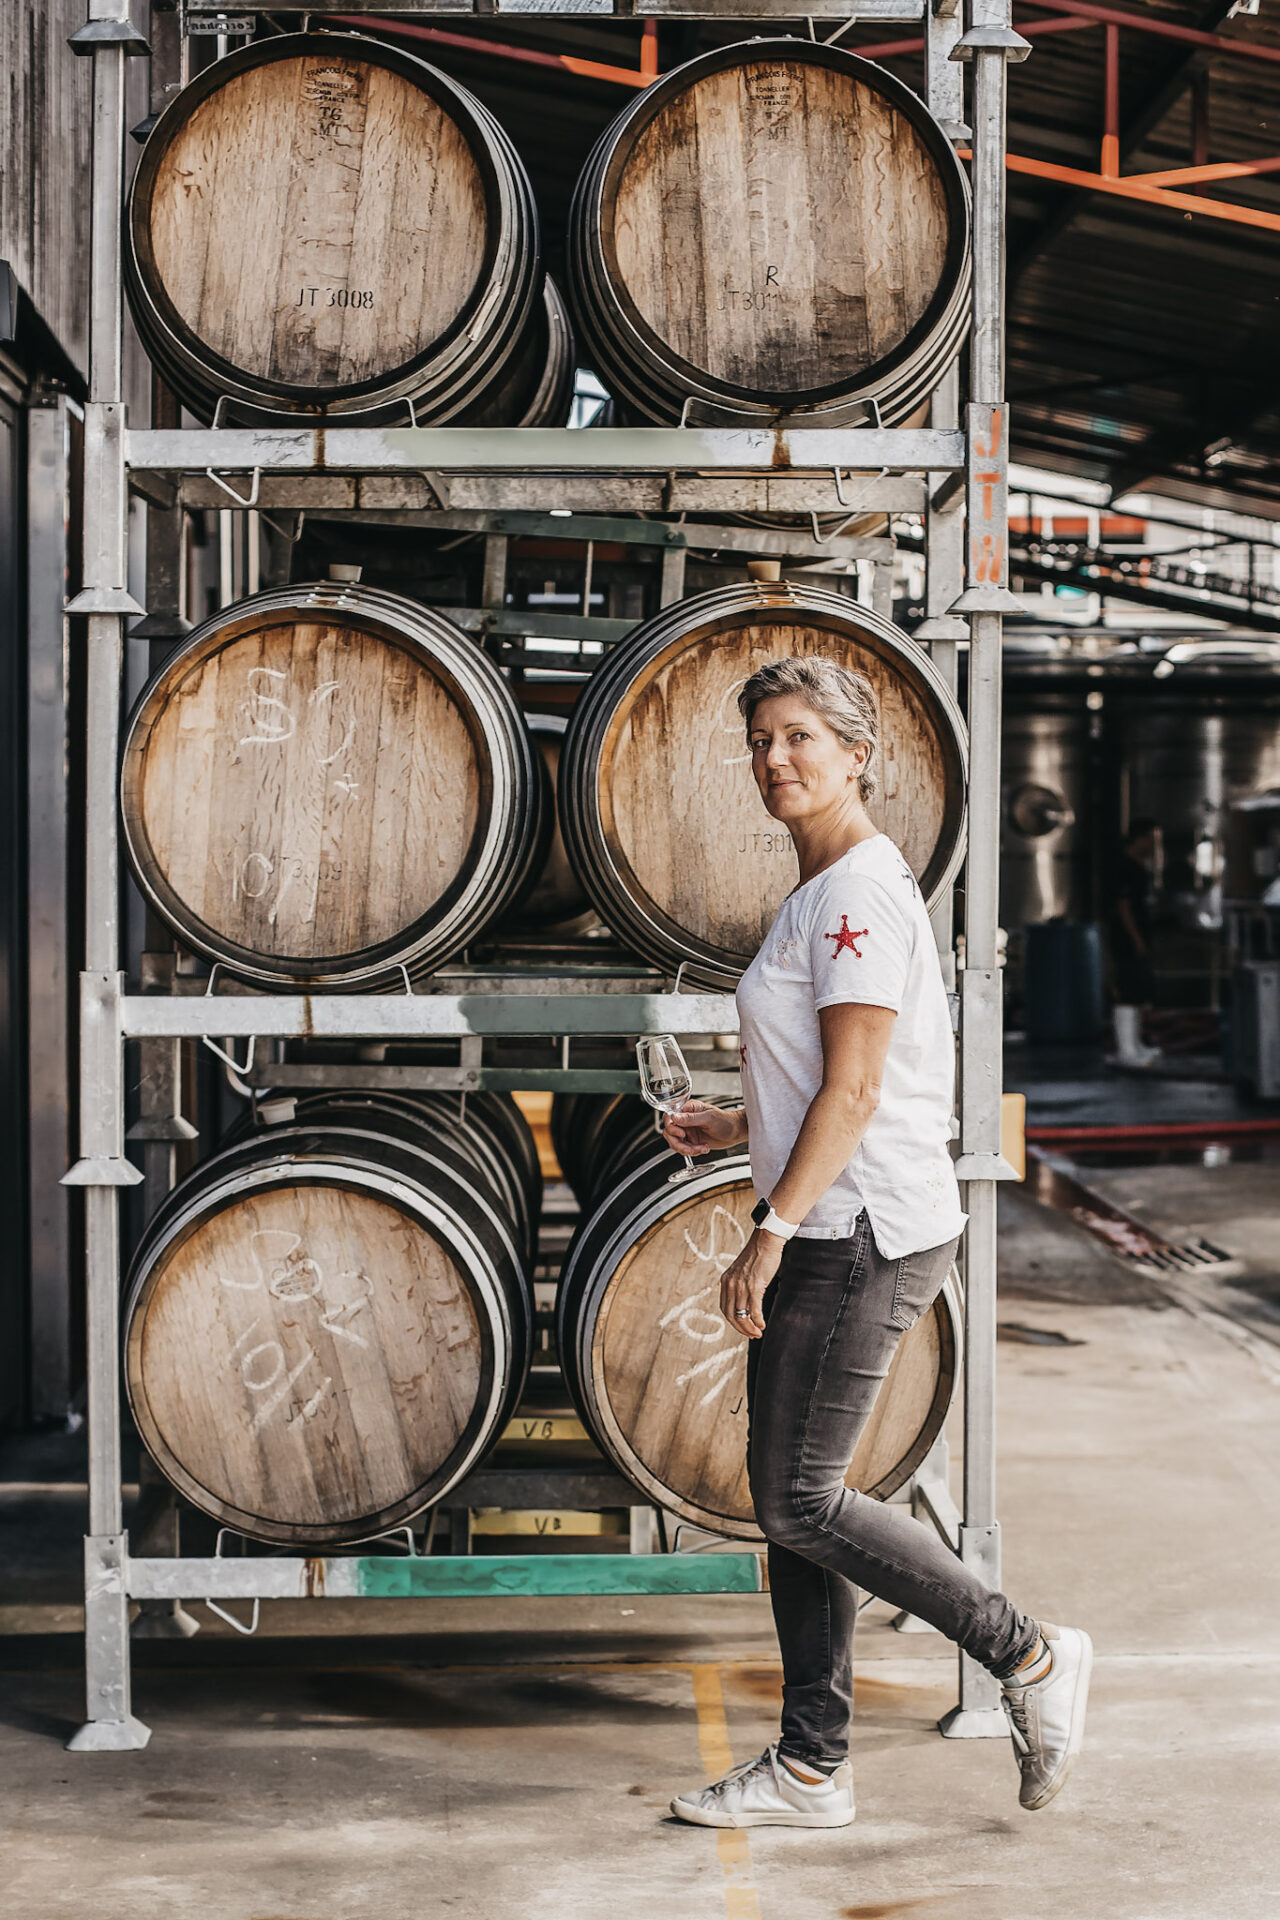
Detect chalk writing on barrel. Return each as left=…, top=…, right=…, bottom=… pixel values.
left=650, top=1205, right=749, bottom=1410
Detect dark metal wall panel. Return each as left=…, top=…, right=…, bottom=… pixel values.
left=0, top=393, right=27, bottom=1427
left=26, top=399, right=76, bottom=1423
left=0, top=3, right=93, bottom=381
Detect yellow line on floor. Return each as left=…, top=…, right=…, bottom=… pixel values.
left=690, top=1664, right=763, bottom=1920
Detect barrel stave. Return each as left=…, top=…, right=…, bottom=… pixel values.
left=459, top=277, right=577, bottom=430
left=494, top=714, right=600, bottom=940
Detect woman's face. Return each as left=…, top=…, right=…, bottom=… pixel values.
left=747, top=695, right=869, bottom=824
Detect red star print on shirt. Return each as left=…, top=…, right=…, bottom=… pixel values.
left=823, top=914, right=869, bottom=960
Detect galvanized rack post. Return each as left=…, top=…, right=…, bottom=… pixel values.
left=65, top=0, right=1018, bottom=1751
left=938, top=0, right=1031, bottom=1740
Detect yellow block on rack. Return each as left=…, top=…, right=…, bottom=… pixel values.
left=512, top=1090, right=562, bottom=1179
left=501, top=1414, right=590, bottom=1445
left=1002, top=1092, right=1026, bottom=1182
left=469, top=1509, right=628, bottom=1537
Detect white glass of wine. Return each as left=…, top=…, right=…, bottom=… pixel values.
left=636, top=1033, right=698, bottom=1185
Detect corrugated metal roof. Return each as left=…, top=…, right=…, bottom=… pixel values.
left=993, top=1, right=1280, bottom=507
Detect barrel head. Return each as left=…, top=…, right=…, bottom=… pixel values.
left=143, top=46, right=489, bottom=393
left=604, top=49, right=954, bottom=403
left=127, top=1182, right=488, bottom=1543
left=124, top=609, right=483, bottom=978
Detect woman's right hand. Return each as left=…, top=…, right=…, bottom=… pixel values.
left=661, top=1100, right=745, bottom=1158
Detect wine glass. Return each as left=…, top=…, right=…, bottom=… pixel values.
left=636, top=1033, right=698, bottom=1185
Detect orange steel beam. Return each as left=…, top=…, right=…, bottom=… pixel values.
left=1027, top=0, right=1280, bottom=67
left=324, top=15, right=657, bottom=88
left=995, top=150, right=1280, bottom=232
left=1137, top=155, right=1280, bottom=187
left=1101, top=21, right=1120, bottom=176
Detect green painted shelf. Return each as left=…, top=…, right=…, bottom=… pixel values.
left=351, top=1553, right=763, bottom=1599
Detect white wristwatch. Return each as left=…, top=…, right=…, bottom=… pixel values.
left=751, top=1196, right=800, bottom=1240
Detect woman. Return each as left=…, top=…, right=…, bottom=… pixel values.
left=661, top=655, right=1091, bottom=1830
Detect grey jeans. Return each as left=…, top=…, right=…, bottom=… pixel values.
left=746, top=1210, right=1039, bottom=1766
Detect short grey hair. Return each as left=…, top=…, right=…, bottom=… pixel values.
left=737, top=656, right=879, bottom=804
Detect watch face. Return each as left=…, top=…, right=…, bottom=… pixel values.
left=751, top=1196, right=770, bottom=1226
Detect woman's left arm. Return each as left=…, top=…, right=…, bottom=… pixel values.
left=719, top=1002, right=896, bottom=1339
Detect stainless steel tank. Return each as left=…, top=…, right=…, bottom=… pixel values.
left=1001, top=704, right=1090, bottom=926
left=1113, top=694, right=1280, bottom=901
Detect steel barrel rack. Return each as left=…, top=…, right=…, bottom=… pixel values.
left=65, top=0, right=1024, bottom=1750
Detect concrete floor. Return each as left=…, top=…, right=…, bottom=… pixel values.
left=3, top=1177, right=1280, bottom=1920
left=1009, top=1036, right=1277, bottom=1132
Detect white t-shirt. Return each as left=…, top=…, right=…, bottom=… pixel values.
left=735, top=832, right=966, bottom=1260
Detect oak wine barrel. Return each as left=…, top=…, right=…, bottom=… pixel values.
left=126, top=33, right=559, bottom=426
left=551, top=1092, right=658, bottom=1209
left=463, top=276, right=576, bottom=429
left=124, top=1098, right=537, bottom=1543
left=498, top=715, right=600, bottom=938
left=121, top=582, right=546, bottom=989
left=558, top=581, right=967, bottom=989
left=555, top=1098, right=960, bottom=1538
left=124, top=1093, right=537, bottom=1546
left=568, top=39, right=970, bottom=428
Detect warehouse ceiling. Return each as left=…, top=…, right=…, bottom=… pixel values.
left=312, top=3, right=1280, bottom=513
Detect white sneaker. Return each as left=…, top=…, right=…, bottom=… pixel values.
left=1001, top=1623, right=1093, bottom=1810
left=670, top=1745, right=855, bottom=1829
left=1108, top=1007, right=1162, bottom=1070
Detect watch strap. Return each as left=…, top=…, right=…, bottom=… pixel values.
left=758, top=1204, right=800, bottom=1240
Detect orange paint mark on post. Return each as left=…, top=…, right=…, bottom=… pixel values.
left=974, top=534, right=1006, bottom=584
left=975, top=470, right=1001, bottom=520
left=967, top=404, right=1010, bottom=591
left=973, top=409, right=1003, bottom=461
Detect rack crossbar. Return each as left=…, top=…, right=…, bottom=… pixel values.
left=126, top=426, right=965, bottom=476
left=120, top=992, right=740, bottom=1040
left=126, top=1553, right=764, bottom=1600
left=259, top=507, right=894, bottom=559
left=167, top=472, right=929, bottom=514
left=186, top=1, right=925, bottom=18
left=243, top=1064, right=743, bottom=1094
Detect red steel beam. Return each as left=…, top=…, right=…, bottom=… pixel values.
left=1027, top=0, right=1280, bottom=67
left=1027, top=1119, right=1280, bottom=1144
left=323, top=14, right=656, bottom=88
left=329, top=3, right=1280, bottom=87
left=826, top=14, right=1095, bottom=60
left=324, top=10, right=1096, bottom=88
